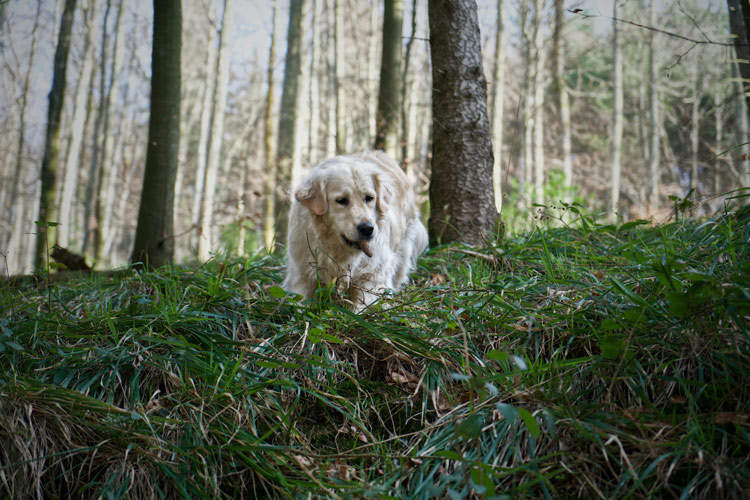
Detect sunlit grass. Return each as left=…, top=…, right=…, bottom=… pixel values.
left=1, top=194, right=749, bottom=498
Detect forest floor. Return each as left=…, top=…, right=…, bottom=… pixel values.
left=1, top=197, right=749, bottom=499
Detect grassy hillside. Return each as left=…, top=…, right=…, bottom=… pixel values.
left=2, top=198, right=749, bottom=499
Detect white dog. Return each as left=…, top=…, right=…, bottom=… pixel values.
left=282, top=151, right=428, bottom=309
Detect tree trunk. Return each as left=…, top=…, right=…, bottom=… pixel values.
left=58, top=2, right=99, bottom=249
left=198, top=0, right=233, bottom=261
left=2, top=0, right=41, bottom=251
left=263, top=0, right=279, bottom=250
left=532, top=0, right=545, bottom=205
left=728, top=0, right=750, bottom=113
left=82, top=0, right=110, bottom=256
left=427, top=0, right=495, bottom=245
left=334, top=0, right=346, bottom=154
left=400, top=0, right=417, bottom=170
left=191, top=27, right=217, bottom=247
left=275, top=0, right=306, bottom=244
left=647, top=0, right=660, bottom=210
left=519, top=4, right=532, bottom=210
left=130, top=0, right=181, bottom=269
left=374, top=0, right=403, bottom=160
left=367, top=1, right=379, bottom=144
left=689, top=64, right=700, bottom=194
left=35, top=0, right=76, bottom=269
left=552, top=0, right=572, bottom=205
left=610, top=0, right=623, bottom=220
left=714, top=92, right=723, bottom=194
left=308, top=0, right=320, bottom=164
left=97, top=0, right=127, bottom=262
left=732, top=60, right=750, bottom=187
left=490, top=0, right=505, bottom=214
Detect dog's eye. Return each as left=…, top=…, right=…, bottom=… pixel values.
left=336, top=197, right=349, bottom=206
left=364, top=195, right=374, bottom=203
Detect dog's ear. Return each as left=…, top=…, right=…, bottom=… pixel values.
left=295, top=175, right=328, bottom=215
left=374, top=173, right=396, bottom=214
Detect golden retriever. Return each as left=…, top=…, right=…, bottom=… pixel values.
left=282, top=151, right=428, bottom=309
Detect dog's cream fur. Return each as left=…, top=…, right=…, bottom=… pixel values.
left=282, top=151, right=428, bottom=309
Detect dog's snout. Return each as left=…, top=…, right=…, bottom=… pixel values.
left=357, top=222, right=374, bottom=240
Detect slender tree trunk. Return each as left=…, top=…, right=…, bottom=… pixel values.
left=334, top=0, right=346, bottom=153
left=82, top=0, right=110, bottom=256
left=728, top=0, right=750, bottom=113
left=519, top=4, right=532, bottom=210
left=2, top=0, right=41, bottom=250
left=35, top=0, right=76, bottom=269
left=308, top=0, right=320, bottom=164
left=428, top=0, right=495, bottom=245
left=291, top=1, right=309, bottom=190
left=131, top=0, right=181, bottom=269
left=552, top=0, right=572, bottom=205
left=263, top=0, right=278, bottom=250
left=198, top=0, right=233, bottom=261
left=689, top=65, right=700, bottom=194
left=714, top=92, right=723, bottom=194
left=610, top=0, right=623, bottom=219
left=97, top=0, right=127, bottom=262
left=275, top=0, right=305, bottom=244
left=191, top=28, right=217, bottom=247
left=532, top=0, right=545, bottom=205
left=374, top=0, right=403, bottom=160
left=732, top=60, right=750, bottom=186
left=647, top=0, right=660, bottom=210
left=400, top=0, right=417, bottom=170
left=490, top=0, right=505, bottom=214
left=367, top=1, right=379, bottom=144
left=638, top=51, right=649, bottom=164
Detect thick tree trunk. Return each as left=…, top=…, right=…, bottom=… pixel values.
left=58, top=2, right=98, bottom=249
left=490, top=0, right=505, bottom=214
left=35, top=0, right=76, bottom=269
left=374, top=0, right=403, bottom=160
left=610, top=0, right=623, bottom=219
left=647, top=0, right=660, bottom=210
left=131, top=0, right=181, bottom=269
left=263, top=0, right=278, bottom=250
left=198, top=0, right=233, bottom=261
left=732, top=60, right=750, bottom=187
left=427, top=0, right=495, bottom=245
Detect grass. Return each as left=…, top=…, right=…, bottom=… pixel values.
left=1, top=195, right=749, bottom=499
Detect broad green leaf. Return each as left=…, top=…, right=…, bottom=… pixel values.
left=267, top=286, right=286, bottom=299
left=518, top=408, right=540, bottom=438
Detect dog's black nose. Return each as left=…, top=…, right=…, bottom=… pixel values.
left=357, top=222, right=374, bottom=240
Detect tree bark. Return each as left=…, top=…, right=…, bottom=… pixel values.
left=689, top=64, right=700, bottom=194
left=732, top=59, right=750, bottom=187
left=490, top=0, right=505, bottom=214
left=400, top=0, right=417, bottom=170
left=647, top=0, right=660, bottom=210
left=427, top=0, right=496, bottom=245
left=374, top=0, right=403, bottom=160
left=191, top=25, right=217, bottom=246
left=552, top=0, right=572, bottom=205
left=334, top=0, right=346, bottom=153
left=532, top=0, right=545, bottom=205
left=2, top=0, right=41, bottom=249
left=97, top=0, right=127, bottom=262
left=131, top=0, right=181, bottom=269
left=35, top=0, right=76, bottom=269
left=58, top=2, right=99, bottom=249
left=198, top=0, right=233, bottom=261
left=263, top=0, right=278, bottom=250
left=610, top=0, right=623, bottom=219
left=308, top=0, right=320, bottom=164
left=728, top=0, right=750, bottom=113
left=275, top=0, right=305, bottom=244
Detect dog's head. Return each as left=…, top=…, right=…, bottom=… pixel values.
left=295, top=157, right=394, bottom=257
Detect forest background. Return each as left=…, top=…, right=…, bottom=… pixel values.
left=0, top=0, right=748, bottom=274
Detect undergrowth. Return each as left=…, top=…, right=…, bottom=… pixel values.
left=1, top=194, right=749, bottom=499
